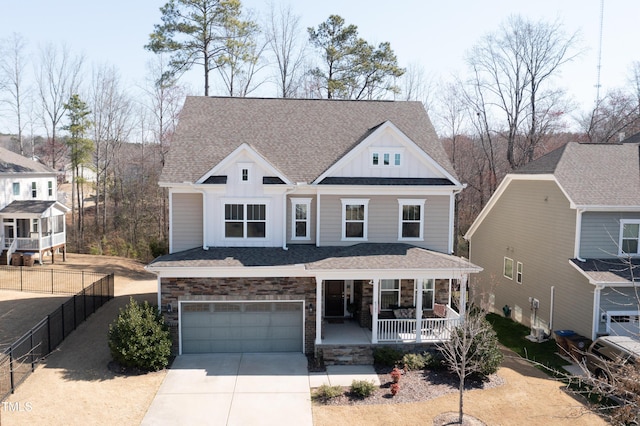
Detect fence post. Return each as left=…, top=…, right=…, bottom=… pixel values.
left=51, top=268, right=54, bottom=294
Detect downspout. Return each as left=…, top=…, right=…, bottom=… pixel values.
left=574, top=208, right=586, bottom=262
left=592, top=284, right=604, bottom=340
left=549, top=286, right=555, bottom=332
left=449, top=186, right=464, bottom=254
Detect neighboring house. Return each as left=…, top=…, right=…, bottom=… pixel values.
left=146, top=97, right=480, bottom=363
left=466, top=141, right=640, bottom=341
left=0, top=146, right=69, bottom=265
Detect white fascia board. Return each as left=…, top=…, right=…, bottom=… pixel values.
left=465, top=174, right=561, bottom=240
left=160, top=182, right=193, bottom=189
left=315, top=185, right=460, bottom=196
left=196, top=143, right=293, bottom=185
left=314, top=267, right=482, bottom=281
left=312, top=121, right=462, bottom=186
left=574, top=205, right=640, bottom=212
left=147, top=264, right=308, bottom=278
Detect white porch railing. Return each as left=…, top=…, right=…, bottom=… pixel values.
left=6, top=232, right=66, bottom=252
left=377, top=306, right=462, bottom=343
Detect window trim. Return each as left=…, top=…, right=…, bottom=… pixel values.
left=221, top=198, right=269, bottom=241
left=414, top=279, right=435, bottom=310
left=31, top=182, right=37, bottom=198
left=369, top=147, right=404, bottom=168
left=397, top=199, right=426, bottom=241
left=379, top=279, right=401, bottom=311
left=48, top=181, right=53, bottom=197
left=504, top=257, right=514, bottom=280
left=236, top=162, right=253, bottom=184
left=290, top=198, right=312, bottom=241
left=341, top=198, right=369, bottom=241
left=619, top=219, right=640, bottom=256
left=12, top=182, right=20, bottom=196
left=516, top=261, right=523, bottom=284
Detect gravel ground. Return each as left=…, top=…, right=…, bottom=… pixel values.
left=316, top=366, right=504, bottom=406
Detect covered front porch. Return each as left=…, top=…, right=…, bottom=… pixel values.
left=307, top=244, right=481, bottom=349
left=315, top=277, right=465, bottom=346
left=1, top=200, right=69, bottom=265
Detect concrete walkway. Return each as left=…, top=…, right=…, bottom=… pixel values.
left=142, top=353, right=379, bottom=426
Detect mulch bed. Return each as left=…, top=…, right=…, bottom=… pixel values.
left=314, top=366, right=504, bottom=406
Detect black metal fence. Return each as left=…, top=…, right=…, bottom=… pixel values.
left=0, top=265, right=105, bottom=294
left=0, top=273, right=114, bottom=401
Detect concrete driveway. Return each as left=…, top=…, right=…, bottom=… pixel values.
left=142, top=353, right=312, bottom=426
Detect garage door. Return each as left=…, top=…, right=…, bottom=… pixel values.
left=181, top=301, right=303, bottom=353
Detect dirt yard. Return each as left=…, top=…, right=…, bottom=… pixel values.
left=1, top=254, right=608, bottom=425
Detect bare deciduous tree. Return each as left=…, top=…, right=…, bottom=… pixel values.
left=36, top=43, right=84, bottom=169
left=0, top=33, right=30, bottom=155
left=264, top=2, right=306, bottom=98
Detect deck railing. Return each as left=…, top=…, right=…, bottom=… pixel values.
left=5, top=232, right=65, bottom=251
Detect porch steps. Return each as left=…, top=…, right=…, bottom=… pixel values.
left=318, top=345, right=374, bottom=365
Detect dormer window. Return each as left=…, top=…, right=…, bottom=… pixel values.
left=242, top=169, right=249, bottom=181
left=370, top=148, right=404, bottom=167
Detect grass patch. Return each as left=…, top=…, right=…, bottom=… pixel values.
left=486, top=313, right=569, bottom=374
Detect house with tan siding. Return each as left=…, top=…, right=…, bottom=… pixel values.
left=466, top=141, right=640, bottom=342
left=146, top=97, right=480, bottom=364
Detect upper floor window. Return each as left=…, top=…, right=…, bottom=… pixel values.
left=225, top=203, right=266, bottom=238
left=398, top=199, right=425, bottom=240
left=48, top=181, right=53, bottom=197
left=290, top=198, right=311, bottom=240
left=237, top=163, right=253, bottom=184
left=12, top=182, right=19, bottom=196
left=504, top=257, right=514, bottom=279
left=620, top=220, right=640, bottom=256
left=341, top=198, right=369, bottom=240
left=31, top=182, right=37, bottom=198
left=370, top=148, right=403, bottom=167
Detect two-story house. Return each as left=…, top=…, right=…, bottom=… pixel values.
left=0, top=146, right=69, bottom=265
left=466, top=141, right=640, bottom=341
left=146, top=97, right=480, bottom=363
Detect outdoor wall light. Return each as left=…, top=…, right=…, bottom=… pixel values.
left=166, top=303, right=172, bottom=313
left=308, top=303, right=313, bottom=314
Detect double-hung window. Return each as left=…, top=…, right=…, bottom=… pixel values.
left=48, top=181, right=53, bottom=197
left=504, top=257, right=514, bottom=279
left=224, top=203, right=266, bottom=239
left=341, top=198, right=368, bottom=240
left=380, top=279, right=400, bottom=310
left=398, top=199, right=425, bottom=240
left=290, top=198, right=311, bottom=240
left=620, top=220, right=640, bottom=256
left=12, top=182, right=20, bottom=196
left=416, top=279, right=435, bottom=310
left=31, top=182, right=37, bottom=198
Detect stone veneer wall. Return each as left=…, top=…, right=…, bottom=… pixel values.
left=161, top=276, right=317, bottom=354
left=318, top=343, right=438, bottom=365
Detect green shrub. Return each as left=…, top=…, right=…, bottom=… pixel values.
left=108, top=298, right=172, bottom=371
left=373, top=346, right=403, bottom=366
left=312, top=384, right=343, bottom=401
left=350, top=380, right=376, bottom=398
left=402, top=352, right=430, bottom=371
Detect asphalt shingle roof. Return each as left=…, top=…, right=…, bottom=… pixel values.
left=161, top=97, right=456, bottom=184
left=570, top=258, right=640, bottom=284
left=513, top=142, right=640, bottom=207
left=148, top=243, right=479, bottom=272
left=0, top=147, right=55, bottom=174
left=0, top=200, right=57, bottom=214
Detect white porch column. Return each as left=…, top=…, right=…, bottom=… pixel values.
left=315, top=277, right=323, bottom=344
left=591, top=285, right=603, bottom=341
left=459, top=275, right=468, bottom=319
left=415, top=279, right=423, bottom=343
left=371, top=278, right=379, bottom=343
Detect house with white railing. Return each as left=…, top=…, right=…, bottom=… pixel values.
left=0, top=146, right=69, bottom=265
left=146, top=97, right=481, bottom=364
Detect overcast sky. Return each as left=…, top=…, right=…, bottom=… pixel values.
left=1, top=0, right=638, bottom=132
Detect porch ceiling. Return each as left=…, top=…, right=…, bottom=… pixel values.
left=148, top=243, right=480, bottom=274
